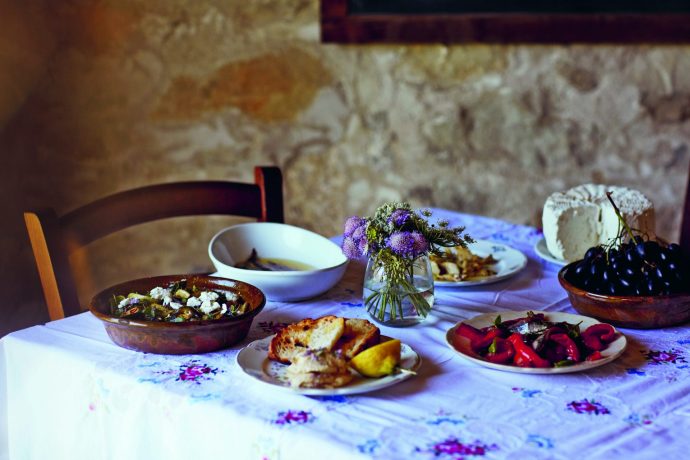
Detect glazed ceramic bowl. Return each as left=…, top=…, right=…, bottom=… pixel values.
left=208, top=222, right=348, bottom=301
left=558, top=262, right=690, bottom=329
left=89, top=274, right=265, bottom=354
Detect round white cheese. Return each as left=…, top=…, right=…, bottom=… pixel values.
left=542, top=184, right=655, bottom=262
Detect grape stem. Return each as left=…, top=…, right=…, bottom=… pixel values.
left=606, top=192, right=636, bottom=243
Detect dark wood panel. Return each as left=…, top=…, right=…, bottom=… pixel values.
left=322, top=0, right=690, bottom=43
left=349, top=0, right=690, bottom=14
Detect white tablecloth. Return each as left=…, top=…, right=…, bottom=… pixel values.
left=2, top=210, right=690, bottom=460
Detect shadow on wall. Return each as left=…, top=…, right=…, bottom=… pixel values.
left=0, top=0, right=57, bottom=336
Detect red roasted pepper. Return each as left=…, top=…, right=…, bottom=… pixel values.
left=586, top=351, right=603, bottom=361
left=582, top=324, right=616, bottom=351
left=507, top=333, right=551, bottom=368
left=456, top=324, right=502, bottom=351
left=548, top=333, right=581, bottom=363
left=484, top=337, right=515, bottom=364
left=456, top=323, right=483, bottom=340
left=472, top=327, right=502, bottom=351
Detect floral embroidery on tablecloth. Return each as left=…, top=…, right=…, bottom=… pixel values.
left=310, top=395, right=349, bottom=404
left=341, top=301, right=363, bottom=307
left=251, top=436, right=280, bottom=460
left=176, top=361, right=220, bottom=383
left=624, top=413, right=653, bottom=426
left=415, top=438, right=499, bottom=459
left=425, top=409, right=468, bottom=427
left=642, top=348, right=687, bottom=366
left=626, top=368, right=646, bottom=376
left=486, top=233, right=511, bottom=244
left=308, top=394, right=353, bottom=411
left=321, top=287, right=364, bottom=307
left=566, top=399, right=610, bottom=415
left=526, top=434, right=554, bottom=449
left=357, top=439, right=380, bottom=454
left=426, top=416, right=467, bottom=426
left=274, top=410, right=313, bottom=425
left=137, top=359, right=222, bottom=385
left=512, top=387, right=542, bottom=398
left=189, top=393, right=220, bottom=402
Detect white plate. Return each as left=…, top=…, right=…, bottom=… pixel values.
left=446, top=310, right=626, bottom=374
left=433, top=240, right=528, bottom=287
left=236, top=335, right=421, bottom=395
left=534, top=237, right=567, bottom=266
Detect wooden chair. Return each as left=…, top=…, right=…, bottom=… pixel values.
left=24, top=166, right=284, bottom=321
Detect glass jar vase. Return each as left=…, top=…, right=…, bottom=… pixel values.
left=362, top=254, right=435, bottom=327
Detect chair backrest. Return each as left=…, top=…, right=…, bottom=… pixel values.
left=24, top=166, right=284, bottom=320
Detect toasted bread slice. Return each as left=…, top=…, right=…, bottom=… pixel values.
left=268, top=315, right=345, bottom=364
left=334, top=318, right=381, bottom=360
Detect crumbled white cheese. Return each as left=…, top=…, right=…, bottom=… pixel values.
left=161, top=296, right=173, bottom=306
left=169, top=301, right=183, bottom=310
left=200, top=300, right=220, bottom=314
left=186, top=296, right=202, bottom=307
left=118, top=297, right=138, bottom=308
left=199, top=291, right=219, bottom=302
left=220, top=303, right=227, bottom=315
left=149, top=286, right=171, bottom=300
left=225, top=291, right=239, bottom=302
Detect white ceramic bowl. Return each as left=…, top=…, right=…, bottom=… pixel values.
left=208, top=223, right=349, bottom=302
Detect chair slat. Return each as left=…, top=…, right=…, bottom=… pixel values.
left=24, top=166, right=284, bottom=321
left=60, top=181, right=261, bottom=249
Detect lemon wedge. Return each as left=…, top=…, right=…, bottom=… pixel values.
left=349, top=339, right=401, bottom=378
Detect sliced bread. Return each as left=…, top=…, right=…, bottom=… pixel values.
left=268, top=315, right=345, bottom=364
left=334, top=318, right=381, bottom=360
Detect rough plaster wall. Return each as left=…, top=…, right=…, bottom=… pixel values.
left=1, top=0, right=689, bottom=335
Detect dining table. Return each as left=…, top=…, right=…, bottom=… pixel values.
left=2, top=208, right=689, bottom=460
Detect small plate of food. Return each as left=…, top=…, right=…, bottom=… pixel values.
left=432, top=240, right=527, bottom=287
left=236, top=315, right=421, bottom=395
left=446, top=310, right=626, bottom=374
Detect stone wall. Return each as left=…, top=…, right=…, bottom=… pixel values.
left=1, top=0, right=689, bottom=335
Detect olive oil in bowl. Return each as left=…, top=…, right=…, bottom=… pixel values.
left=236, top=249, right=316, bottom=272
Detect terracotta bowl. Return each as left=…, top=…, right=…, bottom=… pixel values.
left=558, top=262, right=690, bottom=329
left=89, top=274, right=266, bottom=354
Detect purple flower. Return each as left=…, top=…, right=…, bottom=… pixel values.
left=358, top=237, right=369, bottom=256
left=342, top=236, right=363, bottom=259
left=387, top=231, right=428, bottom=257
left=410, top=232, right=429, bottom=254
left=387, top=231, right=416, bottom=257
left=351, top=225, right=366, bottom=242
left=388, top=209, right=411, bottom=227
left=344, top=216, right=366, bottom=236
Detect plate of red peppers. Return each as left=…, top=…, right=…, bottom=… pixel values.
left=446, top=310, right=627, bottom=374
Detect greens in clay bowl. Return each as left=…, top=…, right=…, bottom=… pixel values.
left=89, top=274, right=265, bottom=354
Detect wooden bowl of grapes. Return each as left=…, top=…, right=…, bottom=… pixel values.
left=89, top=274, right=266, bottom=354
left=558, top=241, right=690, bottom=329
